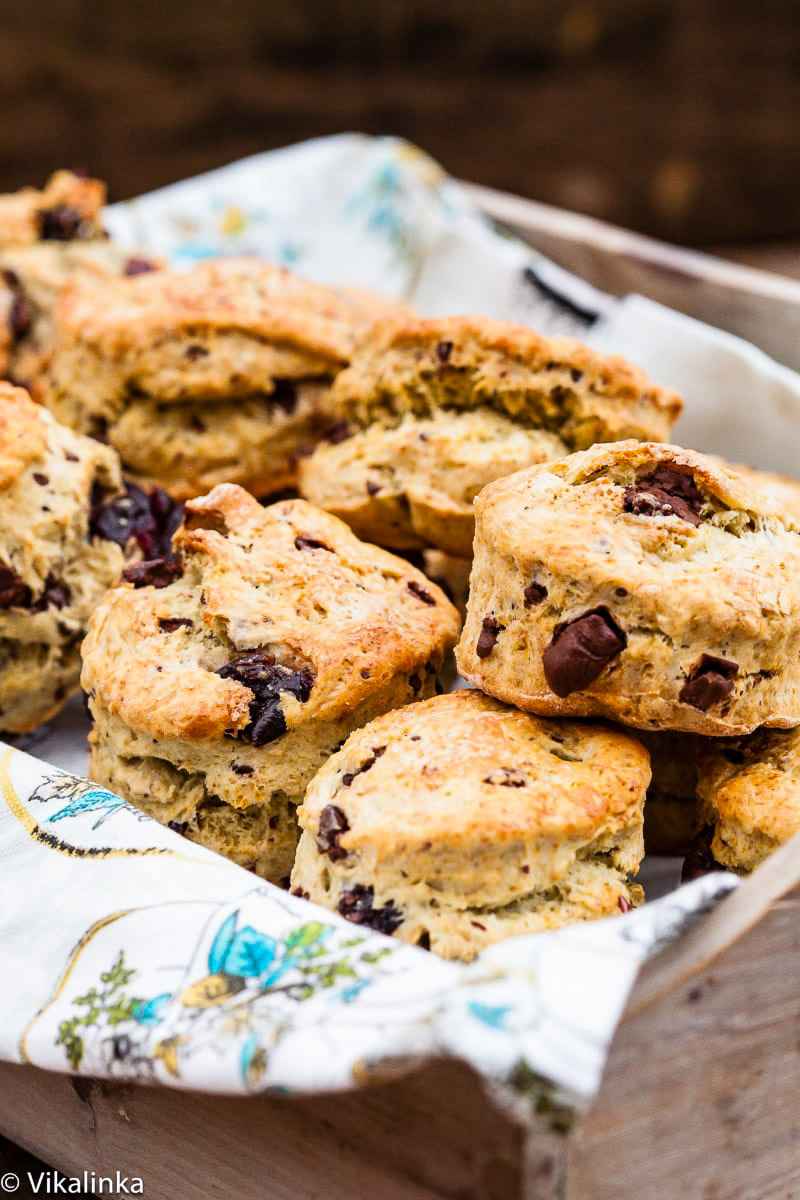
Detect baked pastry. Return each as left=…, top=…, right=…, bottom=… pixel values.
left=0, top=170, right=160, bottom=395
left=638, top=731, right=700, bottom=855
left=420, top=551, right=472, bottom=622
left=456, top=441, right=800, bottom=736
left=298, top=316, right=682, bottom=556
left=82, top=486, right=460, bottom=881
left=725, top=462, right=800, bottom=526
left=0, top=170, right=106, bottom=246
left=695, top=727, right=800, bottom=872
left=44, top=259, right=408, bottom=500
left=291, top=690, right=647, bottom=961
left=0, top=382, right=133, bottom=732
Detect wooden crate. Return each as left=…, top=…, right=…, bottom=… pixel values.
left=2, top=191, right=800, bottom=1200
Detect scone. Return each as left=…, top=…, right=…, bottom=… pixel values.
left=457, top=441, right=800, bottom=736
left=695, top=727, right=800, bottom=872
left=292, top=690, right=647, bottom=961
left=0, top=383, right=131, bottom=732
left=44, top=259, right=408, bottom=500
left=420, top=551, right=472, bottom=622
left=638, top=731, right=700, bottom=855
left=0, top=170, right=160, bottom=394
left=82, top=486, right=460, bottom=881
left=298, top=316, right=682, bottom=556
left=726, top=462, right=800, bottom=526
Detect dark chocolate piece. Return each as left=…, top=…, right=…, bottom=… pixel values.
left=542, top=607, right=626, bottom=696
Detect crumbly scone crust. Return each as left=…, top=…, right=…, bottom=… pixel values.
left=697, top=727, right=800, bottom=872
left=0, top=241, right=143, bottom=396
left=299, top=315, right=681, bottom=551
left=292, top=690, right=647, bottom=960
left=723, top=460, right=800, bottom=527
left=456, top=440, right=800, bottom=736
left=44, top=259, right=407, bottom=497
left=0, top=170, right=106, bottom=247
left=0, top=384, right=124, bottom=732
left=82, top=487, right=459, bottom=879
left=299, top=409, right=566, bottom=556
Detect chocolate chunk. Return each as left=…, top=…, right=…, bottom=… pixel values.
left=617, top=895, right=632, bottom=913
left=64, top=452, right=79, bottom=463
left=294, top=536, right=331, bottom=552
left=476, top=616, right=504, bottom=658
left=407, top=580, right=435, bottom=606
left=324, top=420, right=350, bottom=445
left=90, top=482, right=183, bottom=560
left=167, top=820, right=189, bottom=835
left=2, top=269, right=19, bottom=288
left=337, top=885, right=403, bottom=934
left=623, top=465, right=704, bottom=527
left=435, top=340, right=453, bottom=363
left=570, top=368, right=583, bottom=382
left=408, top=673, right=422, bottom=693
left=32, top=473, right=49, bottom=486
left=9, top=294, right=32, bottom=341
left=366, top=480, right=381, bottom=496
left=542, top=607, right=626, bottom=696
left=271, top=379, right=297, bottom=415
left=681, top=827, right=724, bottom=882
left=0, top=563, right=31, bottom=608
left=231, top=763, right=254, bottom=775
left=122, top=558, right=183, bottom=589
left=316, top=804, right=350, bottom=861
left=37, top=204, right=84, bottom=240
left=158, top=617, right=192, bottom=632
left=31, top=576, right=70, bottom=611
left=417, top=931, right=431, bottom=950
left=484, top=766, right=526, bottom=787
left=124, top=257, right=158, bottom=276
left=341, top=744, right=386, bottom=787
left=216, top=654, right=315, bottom=747
left=291, top=887, right=310, bottom=900
left=679, top=654, right=738, bottom=711
left=184, top=344, right=209, bottom=361
left=524, top=581, right=547, bottom=607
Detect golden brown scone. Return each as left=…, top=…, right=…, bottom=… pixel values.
left=724, top=462, right=800, bottom=526
left=0, top=383, right=130, bottom=732
left=82, top=487, right=460, bottom=881
left=299, top=315, right=682, bottom=555
left=0, top=244, right=160, bottom=397
left=696, top=727, right=800, bottom=872
left=291, top=690, right=648, bottom=961
left=457, top=441, right=800, bottom=736
left=44, top=259, right=410, bottom=500
left=637, top=730, right=700, bottom=855
left=0, top=170, right=106, bottom=247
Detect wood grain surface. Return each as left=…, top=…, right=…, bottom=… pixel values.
left=1, top=0, right=799, bottom=247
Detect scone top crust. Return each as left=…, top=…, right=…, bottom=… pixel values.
left=301, top=690, right=648, bottom=844
left=331, top=315, right=682, bottom=445
left=51, top=259, right=401, bottom=403
left=697, top=727, right=800, bottom=850
left=0, top=385, right=48, bottom=491
left=457, top=441, right=800, bottom=735
left=81, top=487, right=460, bottom=744
left=0, top=171, right=106, bottom=246
left=296, top=690, right=647, bottom=908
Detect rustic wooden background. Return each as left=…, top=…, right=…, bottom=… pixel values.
left=1, top=0, right=799, bottom=259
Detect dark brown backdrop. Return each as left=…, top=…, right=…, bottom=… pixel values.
left=2, top=0, right=799, bottom=249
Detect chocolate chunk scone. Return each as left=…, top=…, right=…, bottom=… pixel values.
left=82, top=486, right=460, bottom=880
left=696, top=727, right=800, bottom=872
left=292, top=690, right=647, bottom=960
left=0, top=170, right=160, bottom=395
left=457, top=441, right=800, bottom=736
left=45, top=259, right=408, bottom=500
left=299, top=316, right=682, bottom=556
left=0, top=383, right=130, bottom=732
